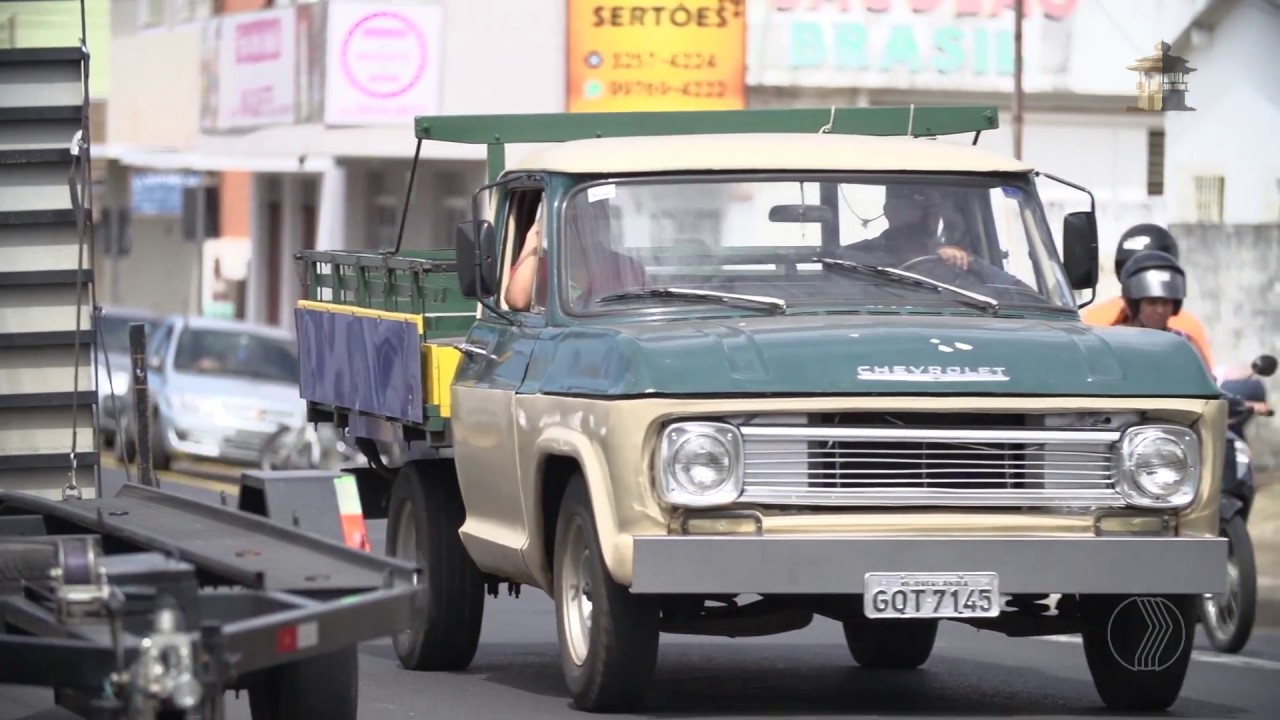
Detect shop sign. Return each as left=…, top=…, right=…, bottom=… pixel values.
left=129, top=172, right=202, bottom=218
left=567, top=0, right=748, bottom=112
left=212, top=7, right=298, bottom=129
left=747, top=0, right=1081, bottom=92
left=324, top=3, right=444, bottom=126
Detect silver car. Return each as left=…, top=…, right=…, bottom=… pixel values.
left=114, top=316, right=305, bottom=469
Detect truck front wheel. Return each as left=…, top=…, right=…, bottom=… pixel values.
left=553, top=477, right=660, bottom=712
left=1079, top=594, right=1195, bottom=711
left=385, top=461, right=485, bottom=671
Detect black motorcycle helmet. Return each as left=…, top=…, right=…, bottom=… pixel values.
left=1253, top=354, right=1278, bottom=378
left=1120, top=249, right=1186, bottom=319
left=1115, top=223, right=1179, bottom=278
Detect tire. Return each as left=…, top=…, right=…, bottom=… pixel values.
left=115, top=414, right=135, bottom=463
left=553, top=477, right=660, bottom=713
left=842, top=618, right=938, bottom=669
left=1080, top=594, right=1195, bottom=712
left=384, top=461, right=485, bottom=671
left=247, top=646, right=358, bottom=720
left=149, top=407, right=171, bottom=471
left=1199, top=515, right=1257, bottom=654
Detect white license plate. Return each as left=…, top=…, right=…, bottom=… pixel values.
left=863, top=572, right=1001, bottom=619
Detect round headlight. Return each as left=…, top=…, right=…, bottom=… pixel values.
left=1127, top=434, right=1190, bottom=498
left=671, top=434, right=732, bottom=495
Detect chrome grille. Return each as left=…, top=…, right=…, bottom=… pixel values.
left=738, top=425, right=1124, bottom=508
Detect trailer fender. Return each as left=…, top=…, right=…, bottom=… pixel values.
left=237, top=470, right=371, bottom=552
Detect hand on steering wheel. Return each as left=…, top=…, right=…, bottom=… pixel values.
left=935, top=245, right=970, bottom=270
left=899, top=246, right=973, bottom=274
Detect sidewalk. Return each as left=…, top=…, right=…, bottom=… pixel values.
left=1250, top=471, right=1280, bottom=628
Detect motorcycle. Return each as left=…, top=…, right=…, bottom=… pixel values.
left=259, top=421, right=365, bottom=472
left=1199, top=353, right=1276, bottom=654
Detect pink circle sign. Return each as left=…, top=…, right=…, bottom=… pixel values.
left=340, top=12, right=427, bottom=99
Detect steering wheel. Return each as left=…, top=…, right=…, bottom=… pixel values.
left=896, top=253, right=979, bottom=289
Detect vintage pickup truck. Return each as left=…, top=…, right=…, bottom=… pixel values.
left=292, top=106, right=1227, bottom=713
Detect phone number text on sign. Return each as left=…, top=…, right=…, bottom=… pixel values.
left=610, top=52, right=722, bottom=71
left=609, top=80, right=731, bottom=98
left=567, top=0, right=747, bottom=112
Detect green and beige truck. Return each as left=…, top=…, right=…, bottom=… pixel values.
left=293, top=106, right=1227, bottom=713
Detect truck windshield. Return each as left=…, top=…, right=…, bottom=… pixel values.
left=173, top=329, right=300, bottom=385
left=557, top=173, right=1077, bottom=316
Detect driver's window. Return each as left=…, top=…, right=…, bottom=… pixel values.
left=499, top=187, right=547, bottom=313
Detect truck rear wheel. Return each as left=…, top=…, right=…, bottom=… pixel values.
left=385, top=461, right=485, bottom=671
left=842, top=617, right=938, bottom=669
left=553, top=477, right=660, bottom=712
left=247, top=646, right=358, bottom=720
left=1080, top=594, right=1195, bottom=711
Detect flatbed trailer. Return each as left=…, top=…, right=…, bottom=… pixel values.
left=0, top=481, right=419, bottom=719
left=0, top=3, right=421, bottom=716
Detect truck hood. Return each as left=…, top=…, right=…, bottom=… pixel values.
left=527, top=313, right=1220, bottom=398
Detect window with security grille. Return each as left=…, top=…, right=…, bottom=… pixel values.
left=1193, top=175, right=1224, bottom=224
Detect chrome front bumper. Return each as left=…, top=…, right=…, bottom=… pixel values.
left=166, top=419, right=277, bottom=465
left=629, top=536, right=1228, bottom=595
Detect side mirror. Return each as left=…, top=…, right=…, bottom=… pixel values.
left=1252, top=354, right=1278, bottom=378
left=1062, top=211, right=1098, bottom=291
left=455, top=219, right=498, bottom=299
left=147, top=355, right=162, bottom=372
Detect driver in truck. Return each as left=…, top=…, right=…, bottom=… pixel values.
left=505, top=194, right=647, bottom=311
left=839, top=183, right=1032, bottom=290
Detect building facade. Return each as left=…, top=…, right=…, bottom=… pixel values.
left=97, top=0, right=1271, bottom=355
left=99, top=0, right=567, bottom=325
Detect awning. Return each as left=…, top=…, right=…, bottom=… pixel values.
left=98, top=122, right=489, bottom=173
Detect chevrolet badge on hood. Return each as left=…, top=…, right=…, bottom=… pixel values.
left=857, top=365, right=1010, bottom=382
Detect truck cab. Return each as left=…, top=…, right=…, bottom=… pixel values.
left=292, top=106, right=1227, bottom=715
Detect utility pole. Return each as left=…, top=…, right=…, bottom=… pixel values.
left=1013, top=0, right=1025, bottom=160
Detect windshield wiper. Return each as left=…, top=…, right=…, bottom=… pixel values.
left=596, top=287, right=788, bottom=313
left=814, top=257, right=999, bottom=314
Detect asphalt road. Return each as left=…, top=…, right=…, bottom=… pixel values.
left=4, top=466, right=1280, bottom=719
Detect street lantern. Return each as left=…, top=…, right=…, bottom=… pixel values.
left=1126, top=41, right=1196, bottom=112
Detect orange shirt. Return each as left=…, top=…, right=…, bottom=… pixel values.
left=1080, top=296, right=1214, bottom=370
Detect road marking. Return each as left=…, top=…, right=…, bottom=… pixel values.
left=101, top=456, right=240, bottom=496
left=1035, top=634, right=1280, bottom=671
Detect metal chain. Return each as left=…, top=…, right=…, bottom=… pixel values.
left=63, top=28, right=93, bottom=501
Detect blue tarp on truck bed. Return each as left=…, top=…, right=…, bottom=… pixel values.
left=295, top=307, right=424, bottom=425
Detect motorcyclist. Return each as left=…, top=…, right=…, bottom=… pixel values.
left=1111, top=249, right=1212, bottom=371
left=1082, top=223, right=1214, bottom=369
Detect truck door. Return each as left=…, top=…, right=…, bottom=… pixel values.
left=450, top=180, right=547, bottom=575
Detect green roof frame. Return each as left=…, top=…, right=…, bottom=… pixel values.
left=414, top=105, right=1000, bottom=182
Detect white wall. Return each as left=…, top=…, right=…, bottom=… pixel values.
left=942, top=111, right=1167, bottom=294
left=1165, top=0, right=1280, bottom=225
left=107, top=0, right=203, bottom=150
